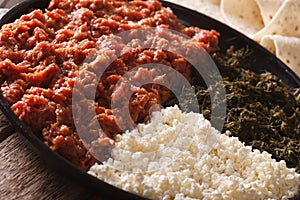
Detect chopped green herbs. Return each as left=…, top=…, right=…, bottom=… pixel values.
left=167, top=48, right=300, bottom=172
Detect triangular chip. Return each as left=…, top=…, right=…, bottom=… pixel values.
left=261, top=34, right=300, bottom=76
left=252, top=0, right=300, bottom=41
left=255, top=0, right=284, bottom=25
left=220, top=0, right=264, bottom=36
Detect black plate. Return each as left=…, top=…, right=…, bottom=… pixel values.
left=0, top=0, right=299, bottom=199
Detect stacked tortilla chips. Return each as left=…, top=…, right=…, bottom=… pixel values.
left=167, top=0, right=300, bottom=77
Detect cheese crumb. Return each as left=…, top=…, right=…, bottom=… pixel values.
left=88, top=105, right=300, bottom=200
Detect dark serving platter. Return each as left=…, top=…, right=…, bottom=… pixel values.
left=0, top=0, right=299, bottom=199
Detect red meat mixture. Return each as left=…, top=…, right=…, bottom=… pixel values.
left=0, top=0, right=219, bottom=171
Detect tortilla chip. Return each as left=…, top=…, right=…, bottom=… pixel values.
left=166, top=0, right=226, bottom=23
left=255, top=0, right=284, bottom=25
left=210, top=0, right=221, bottom=4
left=261, top=35, right=300, bottom=76
left=252, top=0, right=300, bottom=41
left=220, top=0, right=264, bottom=36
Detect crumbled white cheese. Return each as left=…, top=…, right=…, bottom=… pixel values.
left=88, top=105, right=300, bottom=200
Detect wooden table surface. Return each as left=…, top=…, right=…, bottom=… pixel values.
left=0, top=112, right=101, bottom=200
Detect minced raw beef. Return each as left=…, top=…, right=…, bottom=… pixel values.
left=0, top=0, right=219, bottom=170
